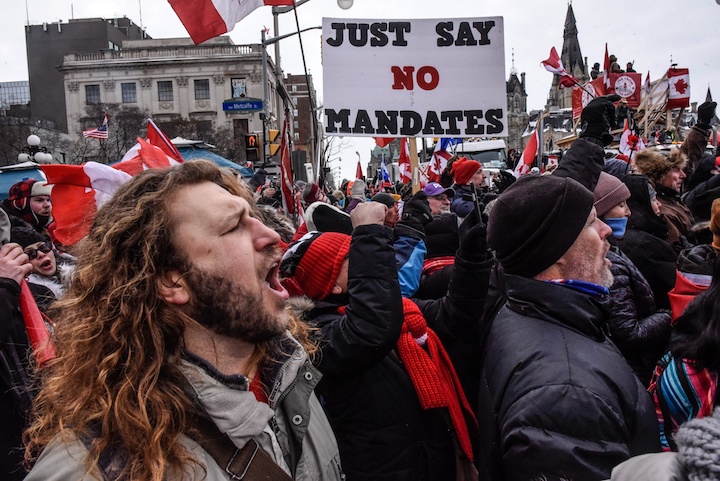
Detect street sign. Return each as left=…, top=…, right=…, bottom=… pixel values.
left=223, top=98, right=263, bottom=111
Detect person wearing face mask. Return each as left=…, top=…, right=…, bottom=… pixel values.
left=594, top=172, right=672, bottom=385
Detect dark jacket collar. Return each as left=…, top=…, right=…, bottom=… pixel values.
left=503, top=274, right=609, bottom=341
left=655, top=183, right=682, bottom=201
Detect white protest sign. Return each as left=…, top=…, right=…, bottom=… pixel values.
left=322, top=17, right=506, bottom=138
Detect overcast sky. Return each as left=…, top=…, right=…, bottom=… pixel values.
left=1, top=0, right=718, bottom=179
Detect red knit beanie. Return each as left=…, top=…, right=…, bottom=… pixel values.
left=451, top=158, right=482, bottom=185
left=285, top=232, right=351, bottom=300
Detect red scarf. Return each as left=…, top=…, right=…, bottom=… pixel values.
left=339, top=298, right=477, bottom=461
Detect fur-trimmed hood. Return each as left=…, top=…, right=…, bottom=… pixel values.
left=634, top=148, right=687, bottom=183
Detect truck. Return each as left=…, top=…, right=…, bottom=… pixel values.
left=452, top=139, right=509, bottom=187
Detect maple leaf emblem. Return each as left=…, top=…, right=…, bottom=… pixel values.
left=673, top=78, right=689, bottom=95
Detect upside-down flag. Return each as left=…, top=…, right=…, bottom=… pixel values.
left=541, top=47, right=579, bottom=89
left=168, top=0, right=294, bottom=45
left=515, top=128, right=539, bottom=177
left=82, top=112, right=109, bottom=140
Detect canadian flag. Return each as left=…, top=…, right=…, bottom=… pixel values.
left=430, top=142, right=452, bottom=183
left=168, top=0, right=294, bottom=45
left=541, top=47, right=579, bottom=89
left=42, top=123, right=183, bottom=245
left=667, top=68, right=691, bottom=110
left=398, top=138, right=412, bottom=184
left=619, top=119, right=646, bottom=160
left=515, top=128, right=539, bottom=178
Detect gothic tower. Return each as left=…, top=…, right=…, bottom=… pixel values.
left=546, top=2, right=589, bottom=110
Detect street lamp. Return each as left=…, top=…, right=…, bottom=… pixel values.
left=18, top=134, right=53, bottom=163
left=337, top=0, right=353, bottom=9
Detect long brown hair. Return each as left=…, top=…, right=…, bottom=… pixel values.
left=25, top=161, right=260, bottom=480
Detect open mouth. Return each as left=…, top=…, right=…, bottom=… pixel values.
left=41, top=260, right=54, bottom=271
left=265, top=260, right=289, bottom=300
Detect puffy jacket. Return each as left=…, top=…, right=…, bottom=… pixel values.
left=617, top=175, right=678, bottom=309
left=0, top=278, right=34, bottom=481
left=477, top=275, right=661, bottom=481
left=308, top=224, right=490, bottom=481
left=25, top=334, right=343, bottom=481
left=603, top=243, right=672, bottom=385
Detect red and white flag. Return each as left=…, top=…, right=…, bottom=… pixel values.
left=355, top=160, right=364, bottom=180
left=619, top=119, right=646, bottom=160
left=374, top=137, right=394, bottom=148
left=667, top=68, right=691, bottom=110
left=643, top=71, right=651, bottom=96
left=279, top=116, right=297, bottom=217
left=603, top=43, right=611, bottom=89
left=168, top=0, right=294, bottom=45
left=430, top=142, right=452, bottom=183
left=541, top=47, right=579, bottom=89
left=398, top=138, right=412, bottom=184
left=515, top=129, right=539, bottom=178
left=41, top=122, right=183, bottom=245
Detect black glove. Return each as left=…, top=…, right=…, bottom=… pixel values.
left=697, top=101, right=717, bottom=129
left=397, top=191, right=433, bottom=236
left=458, top=209, right=488, bottom=262
left=580, top=94, right=621, bottom=146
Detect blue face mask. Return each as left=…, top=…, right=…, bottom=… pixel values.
left=604, top=217, right=628, bottom=237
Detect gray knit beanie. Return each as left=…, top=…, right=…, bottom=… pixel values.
left=594, top=172, right=631, bottom=218
left=676, top=407, right=720, bottom=480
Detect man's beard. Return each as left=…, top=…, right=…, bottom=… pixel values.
left=184, top=266, right=287, bottom=343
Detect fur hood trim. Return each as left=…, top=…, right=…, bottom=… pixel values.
left=634, top=148, right=687, bottom=182
left=286, top=296, right=315, bottom=321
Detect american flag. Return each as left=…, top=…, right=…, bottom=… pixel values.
left=83, top=113, right=109, bottom=139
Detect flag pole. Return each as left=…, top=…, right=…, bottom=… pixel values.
left=408, top=138, right=420, bottom=194
left=567, top=75, right=596, bottom=99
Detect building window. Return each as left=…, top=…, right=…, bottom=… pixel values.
left=85, top=84, right=100, bottom=104
left=231, top=78, right=246, bottom=99
left=157, top=81, right=173, bottom=101
left=291, top=84, right=298, bottom=93
left=121, top=82, right=137, bottom=103
left=293, top=132, right=300, bottom=141
left=293, top=109, right=298, bottom=116
left=294, top=120, right=299, bottom=129
left=194, top=79, right=210, bottom=100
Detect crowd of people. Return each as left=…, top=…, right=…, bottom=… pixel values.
left=1, top=96, right=720, bottom=481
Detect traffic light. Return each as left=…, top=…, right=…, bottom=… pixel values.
left=268, top=129, right=281, bottom=156
left=244, top=133, right=259, bottom=162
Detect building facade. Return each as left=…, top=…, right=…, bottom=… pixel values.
left=285, top=73, right=320, bottom=181
left=59, top=36, right=287, bottom=165
left=25, top=17, right=149, bottom=132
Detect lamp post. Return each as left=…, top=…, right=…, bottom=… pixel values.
left=18, top=134, right=53, bottom=164
left=261, top=25, right=321, bottom=166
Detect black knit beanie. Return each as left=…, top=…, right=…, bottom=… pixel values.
left=487, top=175, right=594, bottom=278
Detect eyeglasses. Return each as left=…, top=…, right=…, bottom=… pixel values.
left=24, top=242, right=53, bottom=260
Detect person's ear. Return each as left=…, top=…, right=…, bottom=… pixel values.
left=158, top=271, right=190, bottom=305
left=331, top=284, right=343, bottom=295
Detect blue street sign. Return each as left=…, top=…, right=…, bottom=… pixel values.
left=223, top=99, right=263, bottom=111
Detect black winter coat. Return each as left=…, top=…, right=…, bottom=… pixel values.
left=309, top=224, right=491, bottom=481
left=603, top=243, right=672, bottom=385
left=477, top=275, right=661, bottom=481
left=0, top=278, right=34, bottom=481
left=617, top=175, right=678, bottom=309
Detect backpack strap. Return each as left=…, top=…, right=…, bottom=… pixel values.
left=186, top=415, right=293, bottom=481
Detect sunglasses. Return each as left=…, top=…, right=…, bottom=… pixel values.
left=24, top=242, right=53, bottom=260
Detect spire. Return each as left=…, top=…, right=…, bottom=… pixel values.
left=510, top=48, right=517, bottom=76
left=561, top=2, right=586, bottom=78
left=706, top=85, right=713, bottom=103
